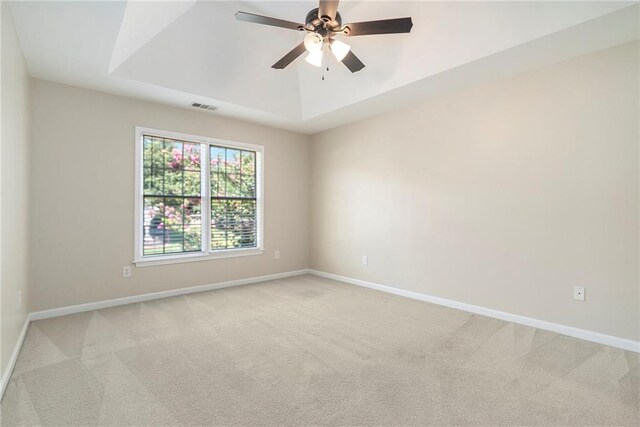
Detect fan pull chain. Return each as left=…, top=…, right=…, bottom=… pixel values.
left=322, top=66, right=330, bottom=81
left=320, top=44, right=330, bottom=81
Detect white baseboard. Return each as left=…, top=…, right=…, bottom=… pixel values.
left=0, top=315, right=30, bottom=400
left=1, top=269, right=310, bottom=401
left=30, top=269, right=311, bottom=321
left=309, top=269, right=640, bottom=353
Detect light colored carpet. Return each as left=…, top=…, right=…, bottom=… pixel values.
left=1, top=274, right=638, bottom=426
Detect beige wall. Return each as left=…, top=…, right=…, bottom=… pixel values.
left=29, top=80, right=310, bottom=312
left=1, top=3, right=30, bottom=374
left=311, top=42, right=640, bottom=341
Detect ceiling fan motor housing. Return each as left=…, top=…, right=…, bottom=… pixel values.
left=305, top=8, right=342, bottom=34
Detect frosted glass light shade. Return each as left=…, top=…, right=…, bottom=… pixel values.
left=303, top=32, right=323, bottom=52
left=305, top=50, right=323, bottom=67
left=330, top=39, right=351, bottom=61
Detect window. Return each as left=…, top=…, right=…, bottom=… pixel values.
left=134, top=127, right=263, bottom=266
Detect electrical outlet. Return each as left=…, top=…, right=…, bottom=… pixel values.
left=275, top=251, right=280, bottom=260
left=362, top=255, right=368, bottom=266
left=574, top=286, right=585, bottom=301
left=123, top=266, right=131, bottom=278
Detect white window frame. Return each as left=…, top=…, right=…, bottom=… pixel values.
left=134, top=126, right=264, bottom=267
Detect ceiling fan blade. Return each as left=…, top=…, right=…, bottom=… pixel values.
left=236, top=11, right=303, bottom=31
left=272, top=42, right=306, bottom=69
left=344, top=17, right=413, bottom=36
left=341, top=50, right=365, bottom=73
left=318, top=0, right=340, bottom=21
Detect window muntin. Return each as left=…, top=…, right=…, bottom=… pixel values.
left=136, top=128, right=263, bottom=265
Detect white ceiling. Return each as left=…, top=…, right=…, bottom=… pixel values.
left=7, top=1, right=640, bottom=134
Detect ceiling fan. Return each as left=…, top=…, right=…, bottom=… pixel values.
left=236, top=0, right=413, bottom=73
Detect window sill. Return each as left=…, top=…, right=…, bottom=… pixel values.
left=134, top=248, right=265, bottom=267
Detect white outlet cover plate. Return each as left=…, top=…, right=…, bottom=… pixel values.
left=574, top=286, right=585, bottom=301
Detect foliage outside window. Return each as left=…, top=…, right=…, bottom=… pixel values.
left=135, top=128, right=263, bottom=265
left=210, top=146, right=257, bottom=250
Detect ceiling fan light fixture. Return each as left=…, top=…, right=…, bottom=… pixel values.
left=236, top=0, right=413, bottom=73
left=330, top=39, right=350, bottom=61
left=305, top=50, right=323, bottom=67
left=303, top=32, right=323, bottom=52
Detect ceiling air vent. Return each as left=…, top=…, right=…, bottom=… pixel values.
left=191, top=102, right=217, bottom=112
